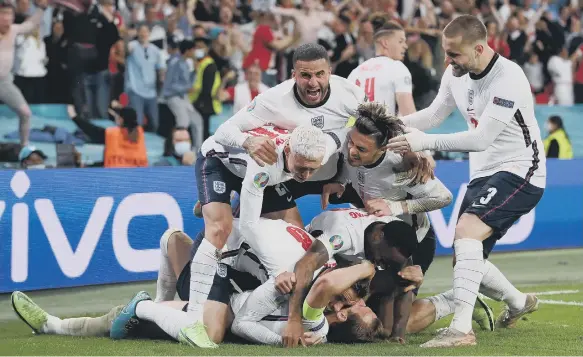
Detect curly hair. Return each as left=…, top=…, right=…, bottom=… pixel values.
left=354, top=102, right=405, bottom=147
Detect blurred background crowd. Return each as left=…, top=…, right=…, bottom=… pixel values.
left=0, top=0, right=578, bottom=169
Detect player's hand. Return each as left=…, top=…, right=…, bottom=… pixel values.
left=275, top=271, right=296, bottom=294
left=321, top=182, right=345, bottom=210
left=402, top=151, right=435, bottom=185
left=388, top=335, right=406, bottom=344
left=243, top=136, right=278, bottom=167
left=398, top=265, right=424, bottom=292
left=282, top=318, right=304, bottom=348
left=182, top=150, right=196, bottom=166
left=302, top=332, right=324, bottom=346
left=364, top=198, right=392, bottom=217
left=387, top=127, right=426, bottom=154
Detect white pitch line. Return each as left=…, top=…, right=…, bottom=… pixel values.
left=481, top=289, right=583, bottom=306
left=527, top=290, right=579, bottom=296
left=538, top=299, right=583, bottom=306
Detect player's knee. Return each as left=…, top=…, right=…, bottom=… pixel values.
left=18, top=105, right=31, bottom=118
left=160, top=228, right=183, bottom=254
left=454, top=213, right=491, bottom=241
left=205, top=219, right=232, bottom=246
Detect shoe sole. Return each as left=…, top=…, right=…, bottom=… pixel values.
left=475, top=296, right=495, bottom=331
left=11, top=293, right=41, bottom=334
left=179, top=329, right=218, bottom=349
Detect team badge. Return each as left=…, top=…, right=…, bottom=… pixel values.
left=493, top=96, right=514, bottom=109
left=253, top=172, right=270, bottom=188
left=217, top=263, right=228, bottom=278
left=311, top=115, right=324, bottom=129
left=247, top=99, right=257, bottom=112
left=213, top=180, right=226, bottom=194
left=329, top=235, right=343, bottom=250
left=467, top=89, right=474, bottom=106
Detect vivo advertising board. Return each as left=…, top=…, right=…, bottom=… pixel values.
left=1, top=160, right=582, bottom=293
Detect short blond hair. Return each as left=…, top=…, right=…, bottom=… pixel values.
left=443, top=15, right=487, bottom=44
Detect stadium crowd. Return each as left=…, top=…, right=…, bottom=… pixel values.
left=0, top=0, right=577, bottom=168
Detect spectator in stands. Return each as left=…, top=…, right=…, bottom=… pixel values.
left=138, top=3, right=167, bottom=49
left=523, top=52, right=545, bottom=96
left=154, top=126, right=196, bottom=166
left=190, top=35, right=221, bottom=139
left=208, top=27, right=232, bottom=76
left=125, top=24, right=166, bottom=133
left=221, top=62, right=268, bottom=113
left=0, top=0, right=46, bottom=147
left=70, top=106, right=148, bottom=167
left=19, top=145, right=47, bottom=169
left=241, top=7, right=298, bottom=87
left=547, top=46, right=581, bottom=105
left=163, top=39, right=204, bottom=152
left=44, top=20, right=69, bottom=103
left=84, top=0, right=120, bottom=119
left=506, top=16, right=527, bottom=64
left=544, top=115, right=573, bottom=160
left=14, top=27, right=47, bottom=104
left=327, top=14, right=358, bottom=78
left=58, top=0, right=98, bottom=120
left=486, top=20, right=510, bottom=58
left=356, top=19, right=375, bottom=61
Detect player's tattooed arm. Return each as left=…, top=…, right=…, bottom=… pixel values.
left=283, top=240, right=330, bottom=347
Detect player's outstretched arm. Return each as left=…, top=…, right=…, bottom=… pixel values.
left=391, top=175, right=453, bottom=215
left=283, top=240, right=331, bottom=348
left=213, top=97, right=274, bottom=148
left=400, top=68, right=456, bottom=131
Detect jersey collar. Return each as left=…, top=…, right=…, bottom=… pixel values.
left=469, top=53, right=499, bottom=80
left=293, top=83, right=332, bottom=108
left=364, top=151, right=386, bottom=169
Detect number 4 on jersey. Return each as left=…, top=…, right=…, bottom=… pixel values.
left=355, top=78, right=375, bottom=102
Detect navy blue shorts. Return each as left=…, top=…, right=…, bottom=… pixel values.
left=195, top=151, right=296, bottom=214
left=459, top=171, right=544, bottom=258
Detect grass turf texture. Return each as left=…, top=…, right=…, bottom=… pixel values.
left=1, top=249, right=582, bottom=356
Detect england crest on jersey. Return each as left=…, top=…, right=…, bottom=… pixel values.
left=311, top=115, right=324, bottom=129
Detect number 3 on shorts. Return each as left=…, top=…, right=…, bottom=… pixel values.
left=479, top=187, right=498, bottom=205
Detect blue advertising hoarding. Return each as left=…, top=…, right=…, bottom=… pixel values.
left=1, top=160, right=582, bottom=293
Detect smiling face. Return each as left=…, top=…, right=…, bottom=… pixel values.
left=292, top=59, right=331, bottom=106
left=442, top=34, right=476, bottom=77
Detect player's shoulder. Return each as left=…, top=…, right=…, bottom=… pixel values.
left=253, top=79, right=295, bottom=105
left=330, top=75, right=363, bottom=95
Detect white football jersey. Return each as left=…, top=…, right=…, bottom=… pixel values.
left=432, top=55, right=546, bottom=188
left=212, top=75, right=365, bottom=180
left=230, top=285, right=329, bottom=344
left=348, top=56, right=412, bottom=116
left=241, top=218, right=321, bottom=278
left=307, top=208, right=402, bottom=259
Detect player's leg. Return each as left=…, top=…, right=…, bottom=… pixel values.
left=11, top=291, right=123, bottom=337
left=155, top=229, right=193, bottom=302
left=186, top=153, right=238, bottom=347
left=0, top=76, right=32, bottom=146
left=422, top=172, right=543, bottom=348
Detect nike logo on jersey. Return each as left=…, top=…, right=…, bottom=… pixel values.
left=472, top=202, right=486, bottom=208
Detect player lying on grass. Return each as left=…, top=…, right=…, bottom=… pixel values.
left=10, top=227, right=384, bottom=346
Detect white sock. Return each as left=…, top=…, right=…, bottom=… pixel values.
left=449, top=239, right=484, bottom=334
left=186, top=238, right=219, bottom=321
left=135, top=301, right=193, bottom=340
left=427, top=289, right=456, bottom=321
left=155, top=231, right=178, bottom=302
left=480, top=260, right=526, bottom=311
left=41, top=312, right=114, bottom=337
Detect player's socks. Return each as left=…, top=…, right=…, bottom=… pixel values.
left=449, top=239, right=485, bottom=334
left=135, top=301, right=192, bottom=340
left=427, top=289, right=455, bottom=320
left=42, top=305, right=122, bottom=336
left=154, top=229, right=179, bottom=302
left=480, top=260, right=526, bottom=311
left=187, top=238, right=219, bottom=321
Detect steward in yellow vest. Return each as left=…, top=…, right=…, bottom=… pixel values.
left=543, top=116, right=573, bottom=159
left=190, top=36, right=222, bottom=139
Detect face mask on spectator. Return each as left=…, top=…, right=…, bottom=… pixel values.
left=194, top=49, right=206, bottom=59
left=27, top=164, right=46, bottom=170
left=174, top=141, right=192, bottom=156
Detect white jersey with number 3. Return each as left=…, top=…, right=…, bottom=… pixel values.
left=348, top=57, right=412, bottom=116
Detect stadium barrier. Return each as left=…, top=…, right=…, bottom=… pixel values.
left=1, top=159, right=582, bottom=292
